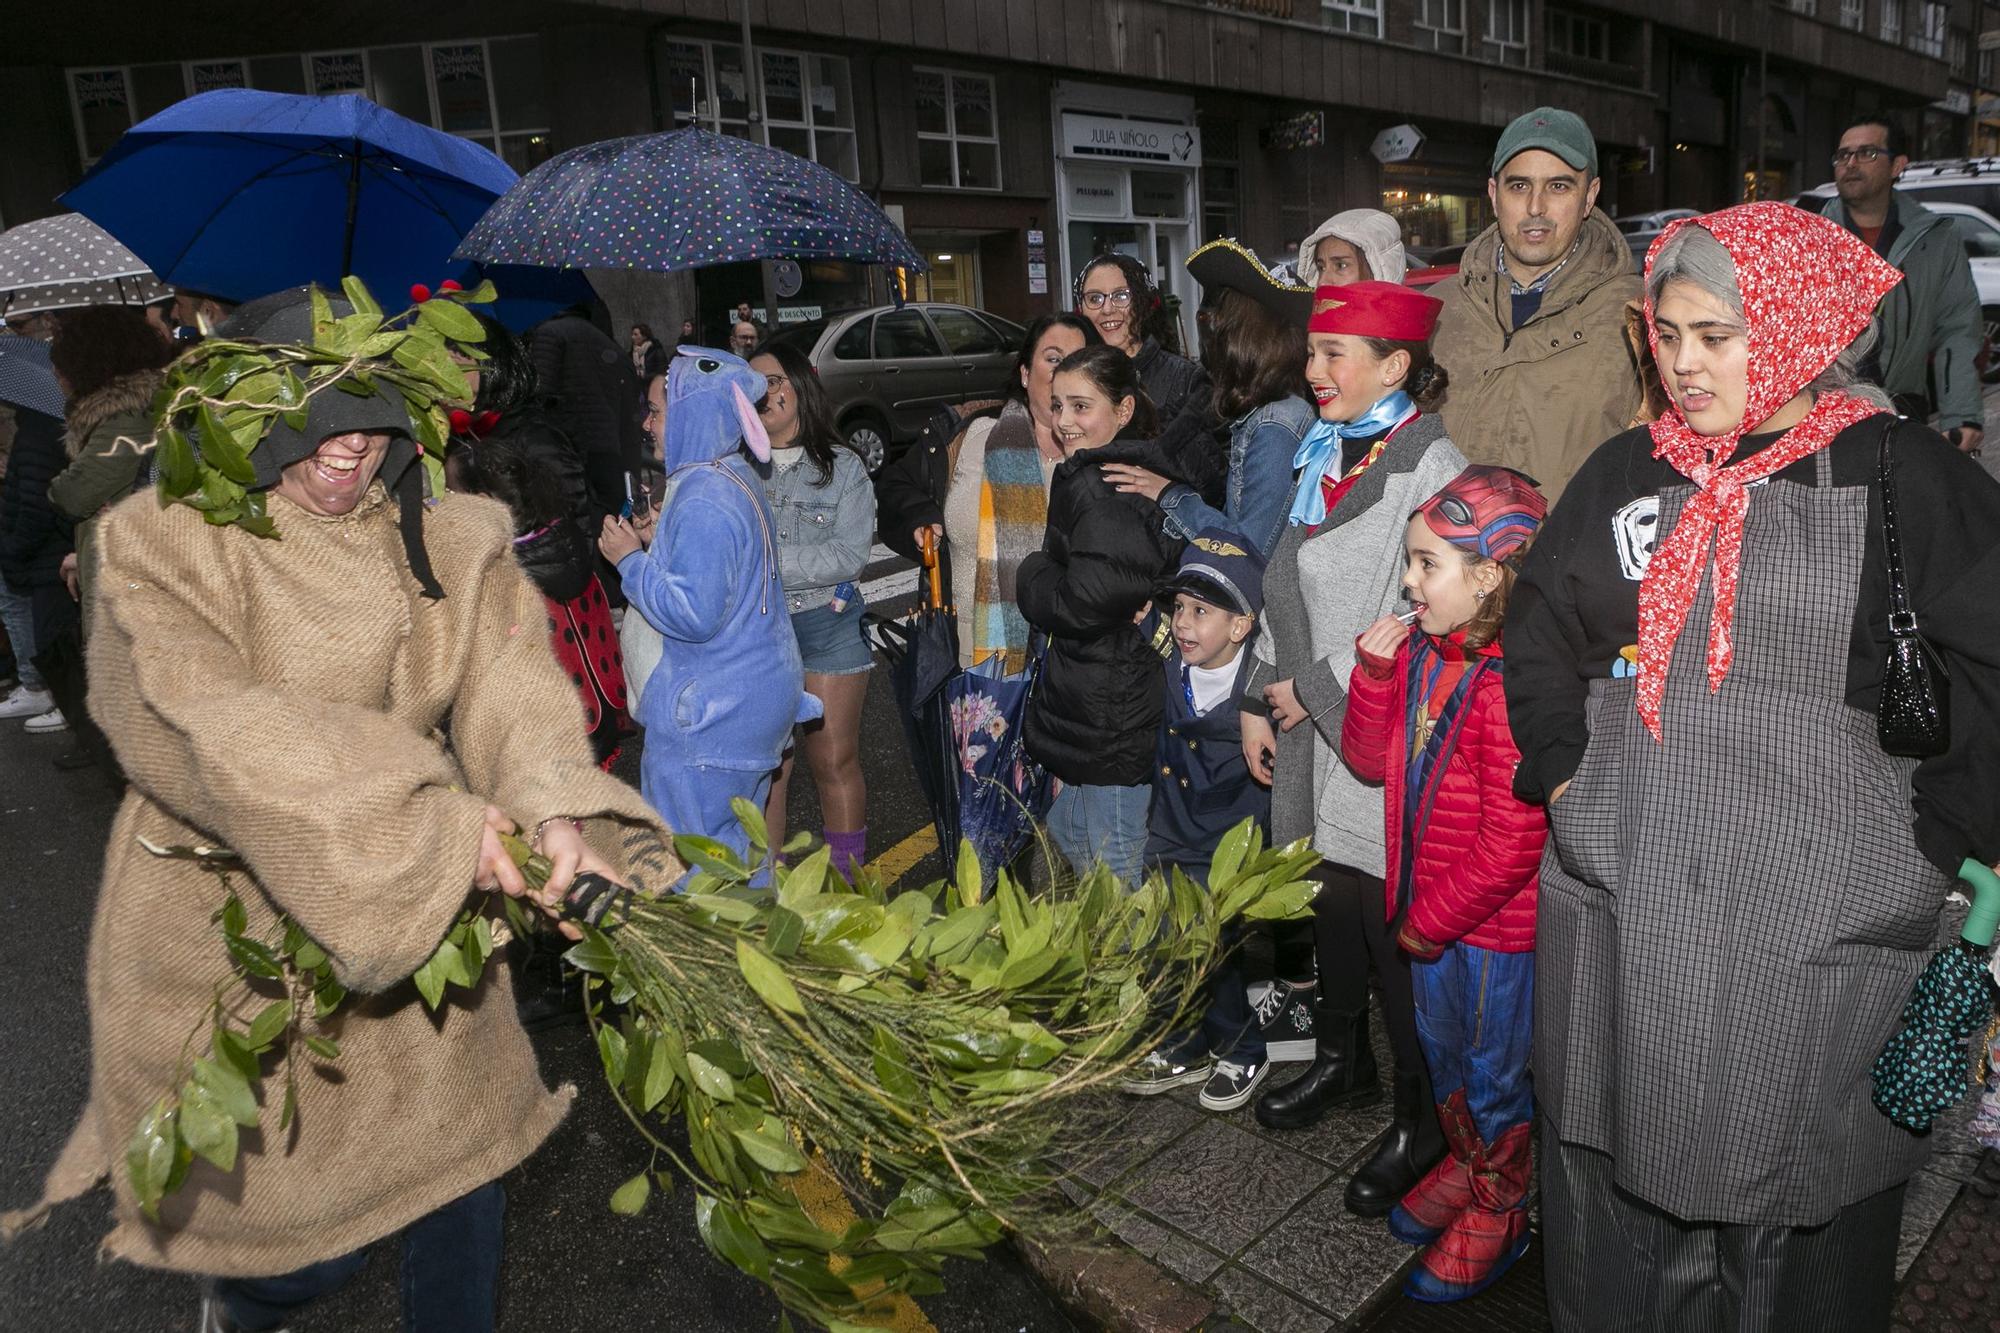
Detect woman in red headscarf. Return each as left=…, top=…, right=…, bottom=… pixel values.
left=1506, top=202, right=2000, bottom=1328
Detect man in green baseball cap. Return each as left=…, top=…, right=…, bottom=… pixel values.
left=1430, top=106, right=1643, bottom=501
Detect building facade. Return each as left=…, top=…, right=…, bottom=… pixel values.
left=2, top=0, right=1978, bottom=329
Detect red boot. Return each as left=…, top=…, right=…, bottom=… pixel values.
left=1403, top=1120, right=1532, bottom=1302
left=1386, top=1091, right=1476, bottom=1245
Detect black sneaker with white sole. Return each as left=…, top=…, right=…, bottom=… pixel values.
left=1118, top=1042, right=1213, bottom=1095
left=1198, top=1055, right=1271, bottom=1111
left=1255, top=980, right=1317, bottom=1063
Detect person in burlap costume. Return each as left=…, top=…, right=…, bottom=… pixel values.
left=2, top=287, right=679, bottom=1333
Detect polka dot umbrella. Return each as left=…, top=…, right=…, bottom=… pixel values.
left=452, top=128, right=927, bottom=275
left=0, top=213, right=171, bottom=318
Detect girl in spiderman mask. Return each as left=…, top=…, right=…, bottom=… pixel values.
left=1344, top=465, right=1549, bottom=1302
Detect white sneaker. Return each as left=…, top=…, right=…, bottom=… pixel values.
left=0, top=685, right=52, bottom=719
left=23, top=707, right=68, bottom=733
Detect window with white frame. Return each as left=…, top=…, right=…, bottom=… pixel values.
left=1840, top=0, right=1864, bottom=29
left=1952, top=27, right=1971, bottom=75
left=1484, top=0, right=1531, bottom=65
left=68, top=39, right=552, bottom=170
left=1882, top=0, right=1904, bottom=45
left=912, top=68, right=1001, bottom=190
left=656, top=38, right=858, bottom=182
left=1321, top=0, right=1383, bottom=38
left=1414, top=0, right=1466, bottom=54
left=1912, top=2, right=1946, bottom=57
left=1785, top=0, right=1817, bottom=14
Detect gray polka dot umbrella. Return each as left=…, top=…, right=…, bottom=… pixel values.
left=0, top=212, right=171, bottom=318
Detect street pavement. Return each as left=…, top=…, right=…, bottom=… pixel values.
left=0, top=616, right=1071, bottom=1332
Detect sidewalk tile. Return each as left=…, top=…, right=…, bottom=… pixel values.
left=1211, top=1263, right=1337, bottom=1333
left=1069, top=1095, right=1205, bottom=1190
left=1120, top=1119, right=1331, bottom=1256
left=1236, top=1097, right=1392, bottom=1174
left=1090, top=1195, right=1228, bottom=1285
left=1239, top=1179, right=1413, bottom=1317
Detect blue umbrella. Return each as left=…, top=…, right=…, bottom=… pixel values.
left=454, top=128, right=925, bottom=273
left=61, top=89, right=518, bottom=306
left=0, top=334, right=66, bottom=420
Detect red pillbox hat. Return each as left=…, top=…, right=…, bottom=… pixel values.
left=1307, top=280, right=1443, bottom=342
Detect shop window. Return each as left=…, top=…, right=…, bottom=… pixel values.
left=130, top=64, right=189, bottom=119
left=187, top=60, right=248, bottom=95
left=657, top=37, right=858, bottom=182
left=1483, top=0, right=1531, bottom=66
left=1320, top=0, right=1382, bottom=37
left=308, top=51, right=368, bottom=95
left=1881, top=0, right=1904, bottom=45
left=1839, top=0, right=1863, bottom=30
left=1131, top=170, right=1189, bottom=220
left=1414, top=0, right=1466, bottom=54
left=913, top=68, right=1001, bottom=191
left=430, top=44, right=494, bottom=133
left=370, top=46, right=432, bottom=125
left=68, top=68, right=132, bottom=163
left=1911, top=2, right=1946, bottom=57
left=874, top=309, right=944, bottom=359
left=247, top=55, right=307, bottom=94
left=1201, top=115, right=1242, bottom=243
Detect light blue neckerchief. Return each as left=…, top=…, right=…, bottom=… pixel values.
left=1286, top=391, right=1418, bottom=528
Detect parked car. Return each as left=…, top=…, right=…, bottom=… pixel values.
left=1799, top=156, right=2000, bottom=220
left=766, top=303, right=1026, bottom=471
left=1613, top=208, right=1699, bottom=235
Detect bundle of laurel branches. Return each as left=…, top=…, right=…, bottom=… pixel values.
left=134, top=804, right=1315, bottom=1331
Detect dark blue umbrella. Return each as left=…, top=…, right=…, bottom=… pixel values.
left=454, top=128, right=925, bottom=274
left=61, top=89, right=518, bottom=306
left=444, top=261, right=597, bottom=333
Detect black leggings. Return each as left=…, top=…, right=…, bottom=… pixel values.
left=1305, top=860, right=1425, bottom=1083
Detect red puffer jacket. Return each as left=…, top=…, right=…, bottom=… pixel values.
left=1340, top=630, right=1544, bottom=952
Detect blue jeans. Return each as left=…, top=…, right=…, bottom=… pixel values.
left=1411, top=943, right=1535, bottom=1142
left=1047, top=781, right=1150, bottom=885
left=0, top=583, right=40, bottom=691
left=211, top=1181, right=504, bottom=1333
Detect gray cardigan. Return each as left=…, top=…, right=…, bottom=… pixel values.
left=1245, top=413, right=1466, bottom=875
left=758, top=446, right=877, bottom=613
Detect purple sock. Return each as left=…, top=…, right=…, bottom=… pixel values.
left=824, top=827, right=867, bottom=879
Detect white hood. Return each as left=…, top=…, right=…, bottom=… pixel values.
left=1296, top=209, right=1408, bottom=287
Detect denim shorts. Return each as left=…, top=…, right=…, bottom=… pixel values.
left=790, top=596, right=873, bottom=675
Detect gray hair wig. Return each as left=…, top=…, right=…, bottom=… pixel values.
left=1645, top=224, right=1891, bottom=411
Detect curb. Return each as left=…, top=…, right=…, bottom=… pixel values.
left=1013, top=1233, right=1218, bottom=1333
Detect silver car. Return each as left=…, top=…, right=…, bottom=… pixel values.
left=766, top=303, right=1026, bottom=471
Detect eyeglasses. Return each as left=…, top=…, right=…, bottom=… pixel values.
left=1831, top=146, right=1891, bottom=166
left=764, top=374, right=790, bottom=393
left=1080, top=289, right=1135, bottom=311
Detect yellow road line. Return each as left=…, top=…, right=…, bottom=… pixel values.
left=864, top=824, right=938, bottom=888
left=787, top=1153, right=937, bottom=1332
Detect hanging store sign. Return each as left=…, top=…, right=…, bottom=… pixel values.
left=1060, top=112, right=1201, bottom=168
left=1371, top=123, right=1425, bottom=165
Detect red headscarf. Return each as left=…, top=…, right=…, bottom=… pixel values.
left=1633, top=202, right=1902, bottom=741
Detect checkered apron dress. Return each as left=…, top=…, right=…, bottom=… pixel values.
left=1536, top=449, right=1944, bottom=1227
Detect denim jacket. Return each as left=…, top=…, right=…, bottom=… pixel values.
left=757, top=445, right=877, bottom=613
left=1157, top=394, right=1315, bottom=559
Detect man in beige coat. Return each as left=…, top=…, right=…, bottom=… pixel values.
left=1432, top=108, right=1643, bottom=501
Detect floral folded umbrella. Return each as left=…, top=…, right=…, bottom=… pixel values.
left=1872, top=859, right=2000, bottom=1132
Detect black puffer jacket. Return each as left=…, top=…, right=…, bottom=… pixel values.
left=1018, top=431, right=1188, bottom=786
left=874, top=400, right=1004, bottom=594
left=0, top=407, right=72, bottom=591
left=526, top=313, right=644, bottom=527
left=1135, top=340, right=1226, bottom=504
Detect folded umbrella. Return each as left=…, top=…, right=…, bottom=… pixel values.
left=944, top=650, right=1052, bottom=890
left=454, top=126, right=924, bottom=274
left=0, top=334, right=66, bottom=419
left=1872, top=859, right=2000, bottom=1131
left=61, top=88, right=517, bottom=306
left=0, top=213, right=171, bottom=317
left=876, top=533, right=961, bottom=860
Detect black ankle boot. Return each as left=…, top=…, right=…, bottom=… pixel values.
left=1254, top=1006, right=1381, bottom=1130
left=1343, top=1068, right=1446, bottom=1216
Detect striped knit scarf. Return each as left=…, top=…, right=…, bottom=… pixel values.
left=971, top=400, right=1048, bottom=675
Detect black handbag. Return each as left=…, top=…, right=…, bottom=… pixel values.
left=1876, top=423, right=1951, bottom=757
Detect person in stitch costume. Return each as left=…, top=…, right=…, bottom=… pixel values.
left=599, top=348, right=816, bottom=870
